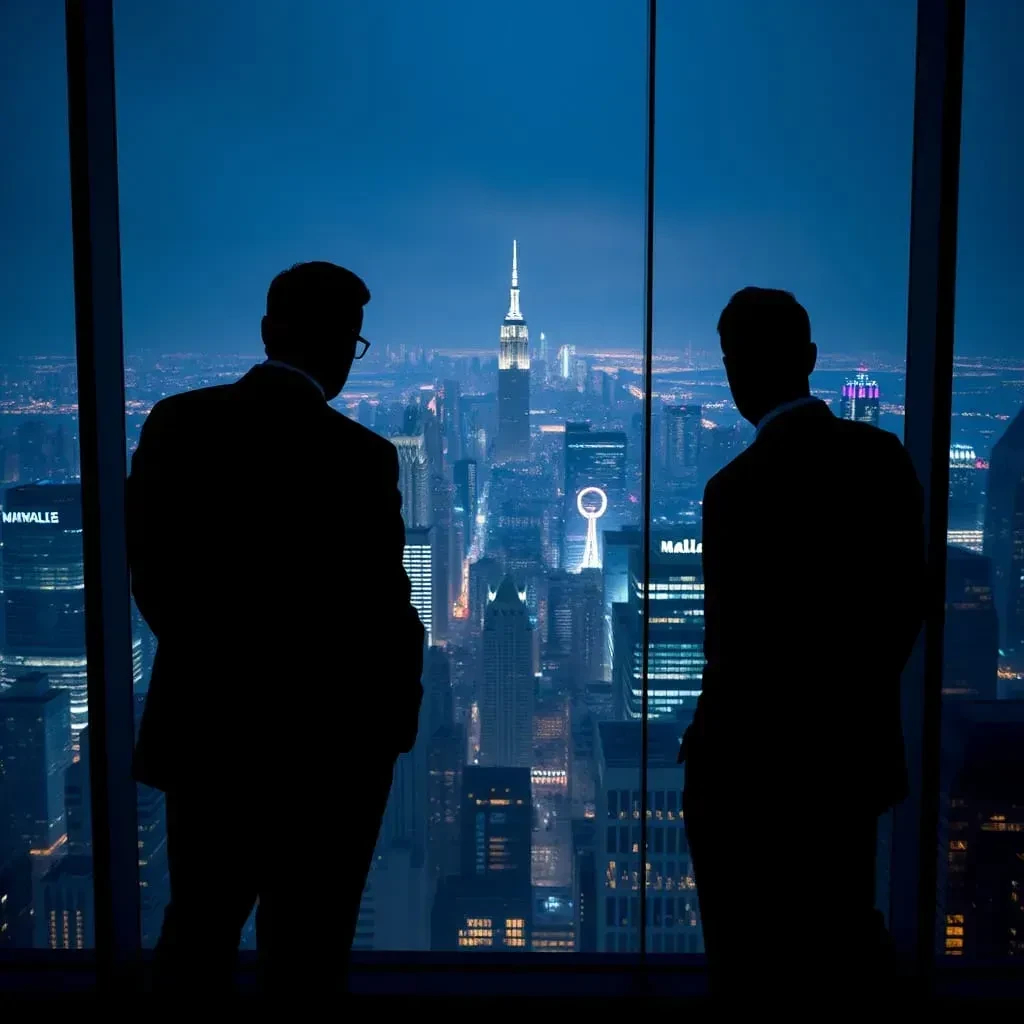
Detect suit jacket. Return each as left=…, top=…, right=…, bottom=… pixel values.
left=681, top=399, right=925, bottom=816
left=128, top=363, right=425, bottom=792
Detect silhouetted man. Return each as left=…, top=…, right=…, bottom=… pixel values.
left=680, top=288, right=925, bottom=997
left=128, top=262, right=424, bottom=993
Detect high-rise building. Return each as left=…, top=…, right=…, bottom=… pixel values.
left=1, top=485, right=88, bottom=746
left=0, top=674, right=71, bottom=858
left=496, top=240, right=530, bottom=462
left=35, top=723, right=94, bottom=951
left=557, top=344, right=575, bottom=381
left=393, top=434, right=431, bottom=529
left=453, top=459, right=478, bottom=558
left=948, top=443, right=986, bottom=551
left=983, top=408, right=1024, bottom=651
left=839, top=371, right=881, bottom=427
left=403, top=527, right=434, bottom=646
left=662, top=405, right=702, bottom=482
left=944, top=548, right=998, bottom=701
left=941, top=702, right=1024, bottom=961
left=480, top=577, right=534, bottom=769
left=595, top=719, right=702, bottom=954
left=431, top=765, right=533, bottom=951
left=545, top=569, right=604, bottom=688
left=562, top=424, right=627, bottom=572
left=613, top=539, right=704, bottom=721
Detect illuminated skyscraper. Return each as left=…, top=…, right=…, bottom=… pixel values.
left=453, top=459, right=478, bottom=558
left=613, top=539, right=704, bottom=721
left=662, top=405, right=702, bottom=482
left=839, top=371, right=881, bottom=427
left=1, top=485, right=88, bottom=746
left=948, top=444, right=986, bottom=550
left=480, top=576, right=534, bottom=768
left=403, top=527, right=434, bottom=646
left=393, top=434, right=431, bottom=529
left=496, top=240, right=530, bottom=462
left=563, top=424, right=627, bottom=572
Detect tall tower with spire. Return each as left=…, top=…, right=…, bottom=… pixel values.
left=496, top=240, right=530, bottom=461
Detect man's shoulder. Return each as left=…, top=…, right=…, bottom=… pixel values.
left=324, top=408, right=397, bottom=462
left=834, top=419, right=914, bottom=472
left=706, top=442, right=759, bottom=496
left=147, top=383, right=237, bottom=427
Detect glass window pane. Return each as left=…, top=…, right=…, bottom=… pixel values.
left=650, top=0, right=916, bottom=956
left=0, top=2, right=95, bottom=949
left=941, top=0, right=1024, bottom=965
left=115, top=0, right=646, bottom=954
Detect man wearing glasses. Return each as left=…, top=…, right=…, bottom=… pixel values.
left=128, top=261, right=425, bottom=993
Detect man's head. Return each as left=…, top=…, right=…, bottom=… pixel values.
left=717, top=287, right=817, bottom=427
left=260, top=261, right=371, bottom=400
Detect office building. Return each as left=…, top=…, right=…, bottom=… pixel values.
left=562, top=424, right=627, bottom=572
left=545, top=569, right=604, bottom=688
left=949, top=443, right=986, bottom=541
left=496, top=240, right=530, bottom=461
left=944, top=548, right=998, bottom=701
left=403, top=526, right=433, bottom=646
left=453, top=458, right=478, bottom=558
left=941, top=701, right=1024, bottom=961
left=0, top=674, right=71, bottom=858
left=35, top=854, right=93, bottom=950
left=596, top=719, right=701, bottom=954
left=431, top=766, right=533, bottom=951
left=480, top=577, right=534, bottom=769
left=393, top=434, right=431, bottom=529
left=839, top=371, right=881, bottom=427
left=983, top=408, right=1024, bottom=650
left=662, top=405, right=702, bottom=482
left=1, top=485, right=89, bottom=746
left=613, top=539, right=704, bottom=721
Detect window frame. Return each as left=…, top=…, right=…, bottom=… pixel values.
left=42, top=0, right=970, bottom=990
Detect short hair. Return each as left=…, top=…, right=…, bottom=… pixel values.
left=266, top=261, right=370, bottom=324
left=717, top=287, right=811, bottom=362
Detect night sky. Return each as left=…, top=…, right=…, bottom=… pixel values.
left=1, top=1, right=1021, bottom=361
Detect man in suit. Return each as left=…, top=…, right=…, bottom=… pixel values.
left=128, top=261, right=425, bottom=992
left=681, top=288, right=925, bottom=996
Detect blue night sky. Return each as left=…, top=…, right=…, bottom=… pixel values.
left=1, top=0, right=1021, bottom=361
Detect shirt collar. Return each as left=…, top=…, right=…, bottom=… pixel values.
left=755, top=395, right=820, bottom=439
left=262, top=359, right=326, bottom=400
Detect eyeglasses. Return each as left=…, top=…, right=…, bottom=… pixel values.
left=354, top=335, right=370, bottom=360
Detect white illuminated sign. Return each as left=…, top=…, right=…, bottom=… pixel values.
left=661, top=539, right=701, bottom=554
left=2, top=511, right=60, bottom=525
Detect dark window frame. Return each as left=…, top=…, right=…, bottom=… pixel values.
left=41, top=0, right=970, bottom=992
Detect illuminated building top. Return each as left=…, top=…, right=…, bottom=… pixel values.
left=499, top=239, right=530, bottom=371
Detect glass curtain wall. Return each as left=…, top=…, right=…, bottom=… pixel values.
left=940, top=0, right=1024, bottom=964
left=0, top=1, right=95, bottom=950
left=113, top=0, right=648, bottom=952
left=647, top=0, right=918, bottom=954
